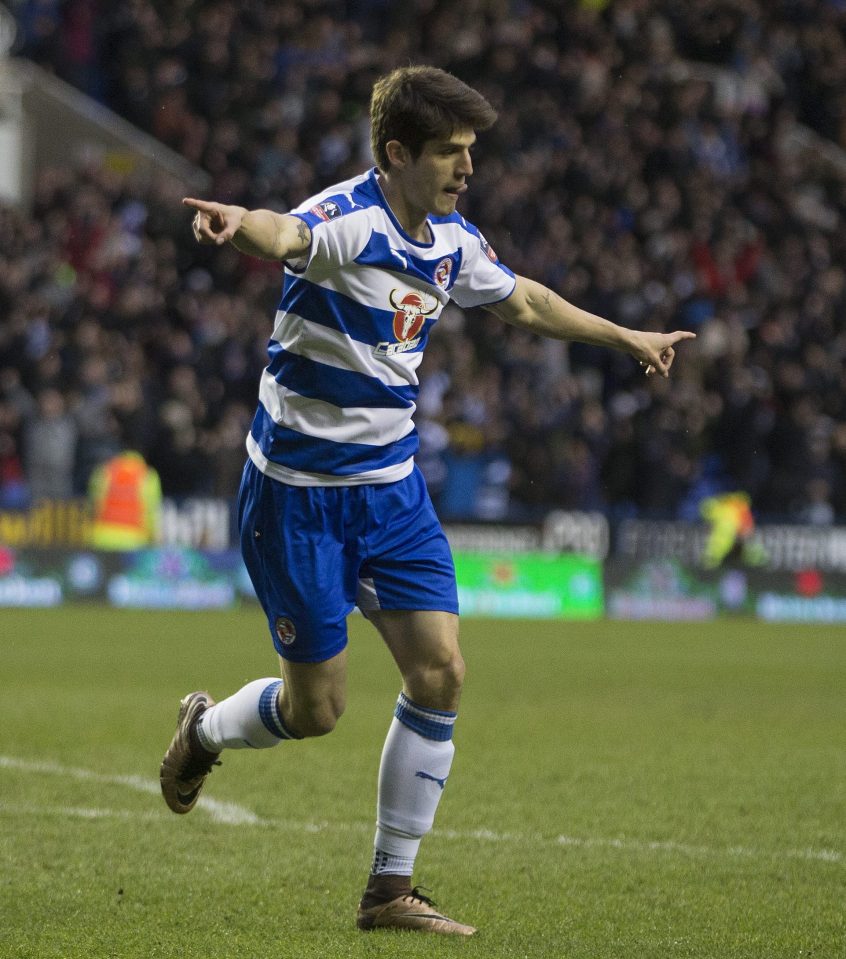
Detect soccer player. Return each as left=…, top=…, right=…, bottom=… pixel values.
left=160, top=65, right=694, bottom=935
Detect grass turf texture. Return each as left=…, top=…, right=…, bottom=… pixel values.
left=0, top=608, right=843, bottom=959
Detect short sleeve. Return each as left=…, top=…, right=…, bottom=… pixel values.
left=449, top=227, right=516, bottom=309
left=285, top=197, right=369, bottom=278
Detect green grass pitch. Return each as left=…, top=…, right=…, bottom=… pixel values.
left=1, top=607, right=843, bottom=958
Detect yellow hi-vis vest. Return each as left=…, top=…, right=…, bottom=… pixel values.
left=89, top=452, right=162, bottom=550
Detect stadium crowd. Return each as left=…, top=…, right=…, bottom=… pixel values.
left=3, top=0, right=846, bottom=523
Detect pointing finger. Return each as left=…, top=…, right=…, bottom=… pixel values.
left=183, top=197, right=220, bottom=213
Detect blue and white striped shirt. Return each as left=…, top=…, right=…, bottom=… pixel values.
left=246, top=167, right=516, bottom=486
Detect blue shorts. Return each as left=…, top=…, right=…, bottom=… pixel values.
left=238, top=460, right=458, bottom=663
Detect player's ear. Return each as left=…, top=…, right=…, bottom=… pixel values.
left=385, top=139, right=409, bottom=170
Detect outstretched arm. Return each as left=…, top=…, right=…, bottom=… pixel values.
left=485, top=275, right=695, bottom=377
left=183, top=198, right=312, bottom=261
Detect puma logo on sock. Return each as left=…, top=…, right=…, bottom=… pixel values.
left=415, top=770, right=448, bottom=790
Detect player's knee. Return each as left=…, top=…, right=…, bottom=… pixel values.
left=406, top=649, right=465, bottom=711
left=441, top=650, right=466, bottom=695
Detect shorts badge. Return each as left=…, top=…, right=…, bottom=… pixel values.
left=275, top=616, right=297, bottom=646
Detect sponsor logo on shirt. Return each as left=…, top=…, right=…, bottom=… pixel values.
left=374, top=289, right=439, bottom=357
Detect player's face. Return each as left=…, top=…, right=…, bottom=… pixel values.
left=405, top=129, right=476, bottom=217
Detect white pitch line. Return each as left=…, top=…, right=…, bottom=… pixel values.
left=0, top=801, right=166, bottom=822
left=1, top=755, right=842, bottom=866
left=0, top=754, right=260, bottom=825
left=553, top=833, right=844, bottom=864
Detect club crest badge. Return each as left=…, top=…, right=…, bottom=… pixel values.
left=434, top=257, right=453, bottom=289
left=274, top=616, right=297, bottom=646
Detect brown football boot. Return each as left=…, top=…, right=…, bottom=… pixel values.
left=357, top=886, right=476, bottom=936
left=160, top=691, right=221, bottom=814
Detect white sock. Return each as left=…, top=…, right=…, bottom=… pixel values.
left=371, top=692, right=457, bottom=876
left=196, top=678, right=298, bottom=750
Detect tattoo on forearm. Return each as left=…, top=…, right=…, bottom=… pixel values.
left=297, top=221, right=309, bottom=246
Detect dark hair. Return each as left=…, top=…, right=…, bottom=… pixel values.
left=370, top=66, right=497, bottom=172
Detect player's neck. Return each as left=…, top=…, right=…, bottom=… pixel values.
left=377, top=173, right=431, bottom=243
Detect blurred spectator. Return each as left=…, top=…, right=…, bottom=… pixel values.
left=23, top=388, right=78, bottom=501
left=148, top=399, right=212, bottom=496
left=700, top=491, right=767, bottom=568
left=88, top=448, right=162, bottom=550
left=0, top=415, right=28, bottom=509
